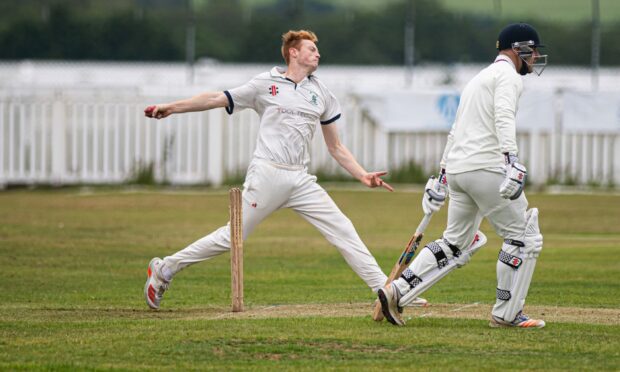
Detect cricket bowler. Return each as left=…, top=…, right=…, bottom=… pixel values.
left=142, top=30, right=428, bottom=310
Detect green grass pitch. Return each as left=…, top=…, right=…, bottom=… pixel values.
left=1, top=187, right=619, bottom=370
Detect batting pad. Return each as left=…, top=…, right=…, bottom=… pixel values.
left=493, top=208, right=543, bottom=322
left=398, top=231, right=488, bottom=307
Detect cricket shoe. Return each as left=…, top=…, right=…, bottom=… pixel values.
left=489, top=311, right=545, bottom=329
left=377, top=283, right=405, bottom=326
left=373, top=296, right=427, bottom=322
left=144, top=257, right=171, bottom=310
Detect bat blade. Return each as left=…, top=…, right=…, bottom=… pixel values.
left=399, top=232, right=424, bottom=266
left=372, top=214, right=432, bottom=321
left=371, top=231, right=425, bottom=321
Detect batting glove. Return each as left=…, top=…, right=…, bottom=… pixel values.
left=499, top=153, right=527, bottom=200
left=522, top=208, right=543, bottom=258
left=422, top=170, right=448, bottom=214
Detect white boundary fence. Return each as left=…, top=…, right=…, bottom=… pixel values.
left=0, top=93, right=262, bottom=186
left=0, top=90, right=618, bottom=187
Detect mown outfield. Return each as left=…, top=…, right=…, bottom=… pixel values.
left=1, top=187, right=619, bottom=370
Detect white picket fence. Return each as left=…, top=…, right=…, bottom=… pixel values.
left=0, top=91, right=618, bottom=187
left=0, top=95, right=260, bottom=186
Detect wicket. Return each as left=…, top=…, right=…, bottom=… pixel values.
left=230, top=188, right=244, bottom=312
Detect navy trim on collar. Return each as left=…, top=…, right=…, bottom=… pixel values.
left=285, top=77, right=297, bottom=89
left=320, top=113, right=341, bottom=125
left=224, top=90, right=234, bottom=115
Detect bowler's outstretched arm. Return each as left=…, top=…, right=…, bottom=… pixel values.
left=321, top=122, right=393, bottom=191
left=144, top=92, right=229, bottom=119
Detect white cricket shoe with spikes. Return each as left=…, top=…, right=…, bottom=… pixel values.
left=490, top=311, right=545, bottom=328
left=144, top=257, right=171, bottom=310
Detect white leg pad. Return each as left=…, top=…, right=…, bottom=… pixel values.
left=398, top=231, right=488, bottom=307
left=492, top=208, right=543, bottom=322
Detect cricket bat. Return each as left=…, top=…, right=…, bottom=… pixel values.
left=372, top=213, right=432, bottom=321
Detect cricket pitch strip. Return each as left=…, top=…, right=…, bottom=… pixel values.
left=5, top=303, right=617, bottom=325
left=211, top=302, right=619, bottom=325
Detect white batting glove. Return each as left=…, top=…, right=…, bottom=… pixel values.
left=499, top=154, right=527, bottom=200
left=422, top=171, right=447, bottom=214
left=523, top=208, right=543, bottom=258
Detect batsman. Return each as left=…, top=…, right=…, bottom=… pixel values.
left=378, top=23, right=548, bottom=328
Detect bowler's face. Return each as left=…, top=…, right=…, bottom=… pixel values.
left=296, top=40, right=320, bottom=71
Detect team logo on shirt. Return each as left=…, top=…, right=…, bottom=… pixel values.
left=310, top=94, right=318, bottom=106
left=301, top=89, right=319, bottom=106
left=268, top=85, right=279, bottom=96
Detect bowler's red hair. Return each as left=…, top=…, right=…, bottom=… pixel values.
left=281, top=30, right=318, bottom=65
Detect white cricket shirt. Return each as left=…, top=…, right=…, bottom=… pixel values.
left=224, top=66, right=341, bottom=167
left=441, top=54, right=523, bottom=174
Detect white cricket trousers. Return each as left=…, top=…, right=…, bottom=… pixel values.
left=445, top=169, right=528, bottom=317
left=444, top=169, right=528, bottom=248
left=163, top=158, right=388, bottom=292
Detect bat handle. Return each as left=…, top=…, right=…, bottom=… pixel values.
left=415, top=213, right=432, bottom=235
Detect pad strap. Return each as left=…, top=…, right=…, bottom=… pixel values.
left=401, top=268, right=423, bottom=289
left=497, top=288, right=511, bottom=301
left=498, top=250, right=523, bottom=269
left=443, top=238, right=462, bottom=257
left=504, top=239, right=525, bottom=247
left=427, top=242, right=448, bottom=269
